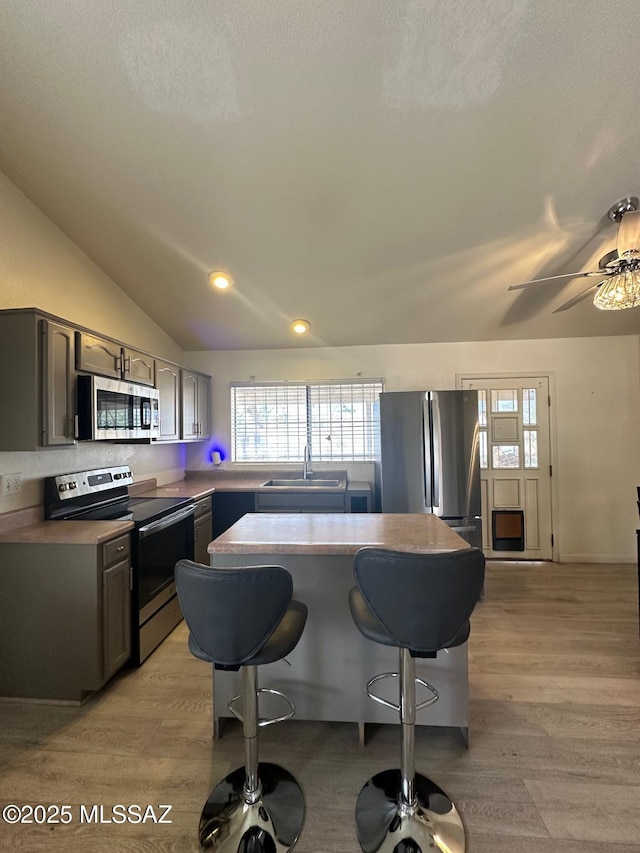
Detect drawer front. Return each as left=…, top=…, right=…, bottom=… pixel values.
left=257, top=492, right=345, bottom=510
left=194, top=496, right=212, bottom=519
left=102, top=534, right=131, bottom=568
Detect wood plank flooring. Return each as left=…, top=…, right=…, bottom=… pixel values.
left=1, top=560, right=639, bottom=851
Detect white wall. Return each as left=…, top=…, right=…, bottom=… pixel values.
left=185, top=336, right=640, bottom=563
left=0, top=172, right=186, bottom=511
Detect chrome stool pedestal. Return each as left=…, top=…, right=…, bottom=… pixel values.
left=354, top=649, right=464, bottom=853
left=200, top=763, right=303, bottom=852
left=199, top=665, right=304, bottom=852
left=348, top=547, right=485, bottom=853
left=174, top=561, right=307, bottom=853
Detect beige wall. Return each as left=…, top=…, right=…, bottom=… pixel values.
left=0, top=173, right=186, bottom=512
left=185, top=336, right=640, bottom=563
left=3, top=170, right=639, bottom=561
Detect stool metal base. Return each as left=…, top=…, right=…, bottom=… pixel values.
left=355, top=769, right=465, bottom=853
left=199, top=762, right=304, bottom=852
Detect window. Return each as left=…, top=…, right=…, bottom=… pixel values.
left=477, top=386, right=540, bottom=470
left=231, top=380, right=383, bottom=462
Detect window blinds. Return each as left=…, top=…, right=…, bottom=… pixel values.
left=231, top=380, right=382, bottom=462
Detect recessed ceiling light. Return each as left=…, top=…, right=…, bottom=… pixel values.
left=291, top=319, right=310, bottom=334
left=209, top=271, right=233, bottom=290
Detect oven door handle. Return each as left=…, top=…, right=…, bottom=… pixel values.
left=138, top=504, right=196, bottom=539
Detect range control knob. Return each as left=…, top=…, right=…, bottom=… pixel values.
left=68, top=482, right=77, bottom=490
left=58, top=483, right=68, bottom=492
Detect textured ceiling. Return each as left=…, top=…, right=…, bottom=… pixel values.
left=2, top=0, right=640, bottom=350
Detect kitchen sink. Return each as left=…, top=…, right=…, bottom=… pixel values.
left=261, top=478, right=342, bottom=488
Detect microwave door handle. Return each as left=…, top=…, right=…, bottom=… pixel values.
left=141, top=398, right=151, bottom=428
left=138, top=504, right=196, bottom=539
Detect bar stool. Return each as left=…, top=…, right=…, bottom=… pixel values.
left=348, top=546, right=485, bottom=853
left=175, top=559, right=308, bottom=853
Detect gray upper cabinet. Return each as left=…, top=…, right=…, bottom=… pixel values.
left=123, top=346, right=155, bottom=385
left=0, top=310, right=77, bottom=450
left=76, top=332, right=155, bottom=386
left=181, top=369, right=210, bottom=440
left=155, top=359, right=181, bottom=442
left=0, top=308, right=212, bottom=449
left=43, top=320, right=77, bottom=446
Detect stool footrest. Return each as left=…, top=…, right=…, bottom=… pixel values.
left=228, top=687, right=296, bottom=728
left=366, top=671, right=439, bottom=712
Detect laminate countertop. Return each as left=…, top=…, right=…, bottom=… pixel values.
left=208, top=512, right=468, bottom=556
left=0, top=519, right=134, bottom=545
left=134, top=469, right=349, bottom=499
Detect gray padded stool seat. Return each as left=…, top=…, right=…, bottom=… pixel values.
left=348, top=547, right=485, bottom=853
left=175, top=559, right=308, bottom=853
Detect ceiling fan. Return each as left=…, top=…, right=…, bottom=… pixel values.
left=508, top=196, right=640, bottom=312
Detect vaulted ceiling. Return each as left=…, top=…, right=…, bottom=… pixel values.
left=2, top=1, right=640, bottom=350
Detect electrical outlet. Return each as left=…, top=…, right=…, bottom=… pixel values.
left=0, top=473, right=22, bottom=495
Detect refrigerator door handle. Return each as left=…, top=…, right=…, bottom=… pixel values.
left=422, top=397, right=430, bottom=510
left=466, top=421, right=481, bottom=517
left=430, top=394, right=442, bottom=510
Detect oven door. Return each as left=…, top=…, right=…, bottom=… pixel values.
left=135, top=503, right=195, bottom=625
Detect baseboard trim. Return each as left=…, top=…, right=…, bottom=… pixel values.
left=559, top=554, right=636, bottom=564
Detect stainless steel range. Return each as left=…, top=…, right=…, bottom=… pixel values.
left=44, top=465, right=195, bottom=663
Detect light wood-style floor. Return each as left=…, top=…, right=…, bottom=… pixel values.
left=1, top=561, right=639, bottom=852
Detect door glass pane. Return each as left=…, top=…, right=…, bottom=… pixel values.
left=491, top=389, right=518, bottom=412
left=523, top=389, right=537, bottom=425
left=524, top=429, right=538, bottom=467
left=479, top=430, right=488, bottom=468
left=492, top=444, right=520, bottom=468
left=478, top=390, right=487, bottom=427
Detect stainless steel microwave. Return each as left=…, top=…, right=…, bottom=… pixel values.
left=76, top=375, right=159, bottom=441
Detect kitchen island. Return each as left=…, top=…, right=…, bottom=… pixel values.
left=208, top=513, right=475, bottom=744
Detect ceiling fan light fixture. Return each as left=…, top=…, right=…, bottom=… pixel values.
left=615, top=208, right=640, bottom=258
left=593, top=270, right=640, bottom=310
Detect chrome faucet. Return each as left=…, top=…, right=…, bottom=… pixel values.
left=303, top=445, right=313, bottom=479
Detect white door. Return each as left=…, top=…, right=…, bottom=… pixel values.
left=460, top=376, right=553, bottom=560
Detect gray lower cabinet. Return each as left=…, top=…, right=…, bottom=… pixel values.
left=101, top=534, right=132, bottom=680
left=194, top=496, right=213, bottom=564
left=256, top=492, right=346, bottom=512
left=0, top=310, right=77, bottom=449
left=211, top=492, right=257, bottom=538
left=0, top=533, right=132, bottom=701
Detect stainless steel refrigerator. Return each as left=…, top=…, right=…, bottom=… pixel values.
left=378, top=390, right=482, bottom=548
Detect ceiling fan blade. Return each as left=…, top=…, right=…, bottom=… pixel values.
left=617, top=209, right=640, bottom=257
left=508, top=270, right=602, bottom=291
left=552, top=282, right=601, bottom=312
